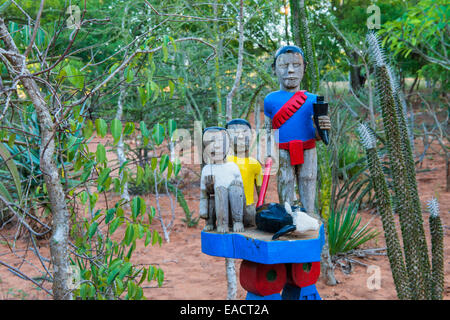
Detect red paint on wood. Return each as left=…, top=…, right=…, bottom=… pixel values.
left=287, top=262, right=321, bottom=288
left=239, top=260, right=286, bottom=296
left=256, top=157, right=273, bottom=207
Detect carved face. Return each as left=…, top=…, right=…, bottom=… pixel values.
left=202, top=129, right=230, bottom=164
left=227, top=123, right=251, bottom=156
left=274, top=52, right=305, bottom=92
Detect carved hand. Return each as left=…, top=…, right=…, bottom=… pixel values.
left=317, top=115, right=331, bottom=130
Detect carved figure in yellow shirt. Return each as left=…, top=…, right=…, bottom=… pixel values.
left=226, top=119, right=263, bottom=227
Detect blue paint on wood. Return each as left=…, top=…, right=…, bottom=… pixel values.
left=281, top=283, right=321, bottom=300
left=201, top=224, right=324, bottom=264
left=246, top=292, right=282, bottom=300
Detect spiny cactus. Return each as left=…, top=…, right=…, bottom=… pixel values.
left=374, top=62, right=424, bottom=299
left=359, top=32, right=444, bottom=300
left=357, top=123, right=411, bottom=299
left=427, top=198, right=444, bottom=300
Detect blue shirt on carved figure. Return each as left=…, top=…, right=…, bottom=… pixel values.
left=264, top=90, right=317, bottom=143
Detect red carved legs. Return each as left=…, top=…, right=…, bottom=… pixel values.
left=240, top=260, right=321, bottom=299
left=287, top=262, right=321, bottom=288
left=239, top=260, right=286, bottom=296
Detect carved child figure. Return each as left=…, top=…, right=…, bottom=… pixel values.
left=199, top=127, right=246, bottom=233
left=264, top=45, right=331, bottom=217
left=226, top=119, right=262, bottom=227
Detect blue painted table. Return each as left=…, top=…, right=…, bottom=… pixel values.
left=201, top=224, right=325, bottom=300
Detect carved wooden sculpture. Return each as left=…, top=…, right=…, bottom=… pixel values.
left=200, top=47, right=328, bottom=301
left=199, top=127, right=246, bottom=233
left=226, top=119, right=262, bottom=227
left=264, top=45, right=331, bottom=216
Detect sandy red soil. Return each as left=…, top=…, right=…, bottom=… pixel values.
left=0, top=121, right=448, bottom=300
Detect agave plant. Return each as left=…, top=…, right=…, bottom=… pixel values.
left=327, top=202, right=379, bottom=256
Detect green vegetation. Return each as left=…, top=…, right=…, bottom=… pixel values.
left=327, top=203, right=379, bottom=256
left=0, top=0, right=446, bottom=300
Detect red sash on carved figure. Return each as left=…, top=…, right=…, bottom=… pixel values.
left=271, top=91, right=316, bottom=166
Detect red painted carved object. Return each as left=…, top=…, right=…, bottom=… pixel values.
left=239, top=260, right=286, bottom=296
left=287, top=262, right=321, bottom=288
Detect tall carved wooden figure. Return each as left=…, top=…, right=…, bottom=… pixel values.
left=199, top=127, right=246, bottom=233
left=264, top=45, right=331, bottom=217
left=226, top=119, right=263, bottom=227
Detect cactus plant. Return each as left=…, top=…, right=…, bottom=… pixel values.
left=356, top=32, right=444, bottom=300
left=357, top=124, right=411, bottom=299
left=427, top=198, right=444, bottom=300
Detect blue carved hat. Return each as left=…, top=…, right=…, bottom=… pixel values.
left=225, top=118, right=251, bottom=129
left=202, top=126, right=227, bottom=137
left=273, top=45, right=306, bottom=66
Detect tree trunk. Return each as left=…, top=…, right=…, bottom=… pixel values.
left=320, top=229, right=337, bottom=286
left=290, top=0, right=319, bottom=92
left=225, top=0, right=244, bottom=122
left=349, top=52, right=365, bottom=92
left=116, top=73, right=130, bottom=202
left=223, top=0, right=244, bottom=300
left=225, top=258, right=237, bottom=299
left=0, top=19, right=72, bottom=299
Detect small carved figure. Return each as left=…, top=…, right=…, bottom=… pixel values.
left=264, top=45, right=331, bottom=217
left=199, top=127, right=246, bottom=233
left=226, top=119, right=263, bottom=227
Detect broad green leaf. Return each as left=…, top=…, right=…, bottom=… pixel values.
left=138, top=268, right=148, bottom=285
left=127, top=281, right=136, bottom=299
left=167, top=161, right=173, bottom=179
left=63, top=64, right=84, bottom=90
left=147, top=266, right=155, bottom=281
left=173, top=158, right=181, bottom=177
left=156, top=268, right=164, bottom=287
left=138, top=87, right=147, bottom=107
left=97, top=167, right=111, bottom=187
left=140, top=121, right=149, bottom=137
left=118, top=262, right=132, bottom=280
left=144, top=230, right=151, bottom=247
left=124, top=223, right=134, bottom=246
left=126, top=68, right=134, bottom=83
left=109, top=217, right=122, bottom=235
left=110, top=118, right=122, bottom=144
left=167, top=119, right=176, bottom=138
left=136, top=166, right=144, bottom=186
left=159, top=154, right=169, bottom=173
left=168, top=80, right=175, bottom=99
left=131, top=196, right=144, bottom=219
left=150, top=81, right=159, bottom=102
left=95, top=118, right=107, bottom=138
left=134, top=287, right=143, bottom=300
left=123, top=122, right=135, bottom=136
left=150, top=157, right=157, bottom=171
left=105, top=208, right=116, bottom=224
left=109, top=63, right=120, bottom=74
left=162, top=36, right=168, bottom=63
left=152, top=123, right=164, bottom=146
left=96, top=143, right=106, bottom=164
left=88, top=222, right=99, bottom=239
left=83, top=119, right=94, bottom=139
left=107, top=267, right=121, bottom=285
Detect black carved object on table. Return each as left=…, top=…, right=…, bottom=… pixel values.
left=255, top=203, right=307, bottom=240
